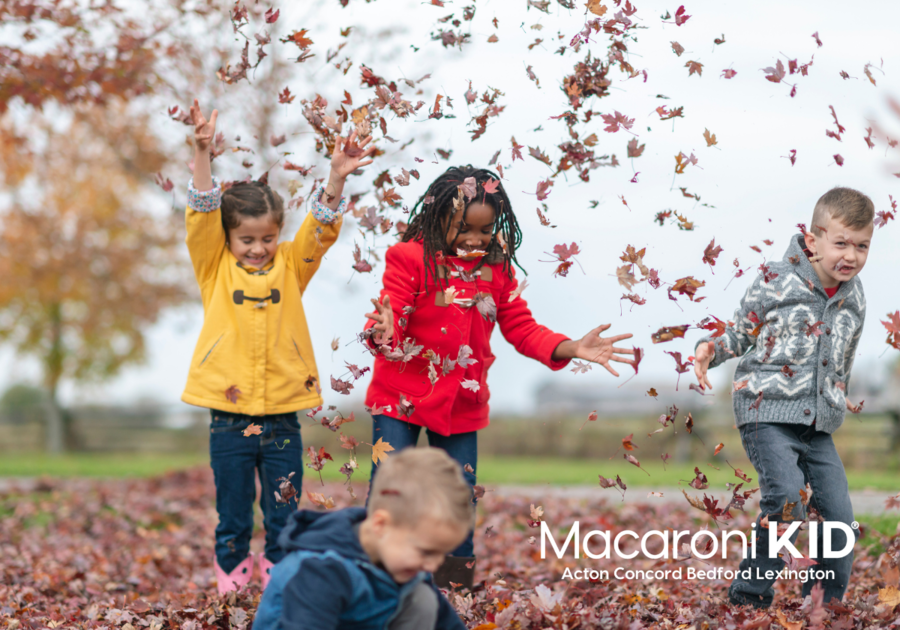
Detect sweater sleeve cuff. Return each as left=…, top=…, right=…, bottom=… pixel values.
left=311, top=185, right=347, bottom=224
left=187, top=176, right=221, bottom=213
left=543, top=333, right=572, bottom=370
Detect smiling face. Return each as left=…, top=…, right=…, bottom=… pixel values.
left=360, top=510, right=468, bottom=584
left=443, top=201, right=496, bottom=257
left=804, top=215, right=873, bottom=289
left=227, top=213, right=281, bottom=269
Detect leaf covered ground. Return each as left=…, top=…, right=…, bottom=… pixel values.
left=2, top=468, right=900, bottom=629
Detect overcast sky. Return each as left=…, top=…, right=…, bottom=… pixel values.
left=3, top=0, right=899, bottom=416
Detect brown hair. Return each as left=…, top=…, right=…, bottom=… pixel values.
left=368, top=447, right=474, bottom=529
left=221, top=181, right=285, bottom=234
left=810, top=187, right=874, bottom=235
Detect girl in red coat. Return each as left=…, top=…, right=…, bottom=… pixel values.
left=363, top=166, right=634, bottom=588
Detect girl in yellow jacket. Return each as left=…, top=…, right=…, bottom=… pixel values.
left=183, top=100, right=375, bottom=594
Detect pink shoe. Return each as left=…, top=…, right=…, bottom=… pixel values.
left=256, top=552, right=274, bottom=590
left=214, top=555, right=253, bottom=594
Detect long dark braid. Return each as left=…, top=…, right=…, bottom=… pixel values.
left=402, top=165, right=524, bottom=288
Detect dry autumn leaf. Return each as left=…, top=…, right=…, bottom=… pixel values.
left=242, top=423, right=263, bottom=437
left=371, top=437, right=395, bottom=464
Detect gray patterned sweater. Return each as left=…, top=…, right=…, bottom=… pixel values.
left=696, top=233, right=865, bottom=434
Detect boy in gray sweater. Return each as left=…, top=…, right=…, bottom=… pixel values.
left=694, top=187, right=875, bottom=608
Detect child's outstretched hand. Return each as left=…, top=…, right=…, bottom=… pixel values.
left=554, top=324, right=635, bottom=377
left=693, top=340, right=715, bottom=391
left=330, top=131, right=376, bottom=180
left=320, top=131, right=376, bottom=211
left=365, top=296, right=394, bottom=345
left=190, top=99, right=218, bottom=153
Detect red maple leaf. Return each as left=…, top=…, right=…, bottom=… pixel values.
left=601, top=110, right=635, bottom=133
left=702, top=238, right=723, bottom=269
left=553, top=242, right=580, bottom=260
left=882, top=311, right=900, bottom=350
left=666, top=351, right=693, bottom=390
left=482, top=178, right=500, bottom=194
left=535, top=179, right=553, bottom=201
left=805, top=320, right=825, bottom=337
left=721, top=68, right=737, bottom=79
left=698, top=315, right=730, bottom=338
left=225, top=385, right=241, bottom=404
left=627, top=137, right=645, bottom=158
left=511, top=136, right=524, bottom=162
left=673, top=5, right=690, bottom=26
left=763, top=59, right=786, bottom=83
left=282, top=29, right=313, bottom=50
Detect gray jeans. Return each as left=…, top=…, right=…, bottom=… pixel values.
left=729, top=422, right=857, bottom=608
left=389, top=582, right=438, bottom=630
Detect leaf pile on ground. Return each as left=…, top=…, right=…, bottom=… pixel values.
left=3, top=469, right=900, bottom=628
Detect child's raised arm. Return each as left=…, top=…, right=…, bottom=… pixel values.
left=290, top=131, right=376, bottom=294
left=189, top=99, right=217, bottom=192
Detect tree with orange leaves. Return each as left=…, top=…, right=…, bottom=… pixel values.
left=0, top=108, right=190, bottom=449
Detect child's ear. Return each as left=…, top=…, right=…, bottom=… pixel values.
left=369, top=508, right=392, bottom=534
left=803, top=230, right=817, bottom=254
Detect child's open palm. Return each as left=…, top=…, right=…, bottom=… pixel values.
left=191, top=99, right=218, bottom=153
left=330, top=131, right=375, bottom=179
left=573, top=324, right=635, bottom=377
left=365, top=296, right=394, bottom=345
left=693, top=340, right=715, bottom=391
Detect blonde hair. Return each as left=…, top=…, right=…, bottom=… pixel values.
left=368, top=447, right=474, bottom=528
left=810, top=187, right=874, bottom=236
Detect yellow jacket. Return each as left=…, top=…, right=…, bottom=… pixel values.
left=181, top=188, right=340, bottom=415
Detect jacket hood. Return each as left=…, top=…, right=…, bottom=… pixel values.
left=278, top=507, right=369, bottom=563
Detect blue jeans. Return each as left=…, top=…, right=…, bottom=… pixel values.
left=209, top=409, right=303, bottom=572
left=729, top=422, right=857, bottom=608
left=369, top=415, right=477, bottom=557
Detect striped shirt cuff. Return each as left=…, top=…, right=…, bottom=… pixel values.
left=188, top=176, right=222, bottom=213
left=310, top=185, right=346, bottom=224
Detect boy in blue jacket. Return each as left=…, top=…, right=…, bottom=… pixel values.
left=253, top=447, right=472, bottom=630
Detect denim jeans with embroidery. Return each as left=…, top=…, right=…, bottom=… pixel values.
left=209, top=410, right=303, bottom=572
left=729, top=422, right=857, bottom=608
left=368, top=415, right=478, bottom=557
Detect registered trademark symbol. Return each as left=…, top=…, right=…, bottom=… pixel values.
left=851, top=521, right=859, bottom=529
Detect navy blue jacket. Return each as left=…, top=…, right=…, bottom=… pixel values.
left=252, top=507, right=466, bottom=630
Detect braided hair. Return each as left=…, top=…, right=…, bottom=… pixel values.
left=221, top=181, right=285, bottom=236
left=402, top=165, right=523, bottom=288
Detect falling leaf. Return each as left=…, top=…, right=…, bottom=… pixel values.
left=651, top=325, right=689, bottom=344
left=622, top=433, right=638, bottom=451
left=371, top=437, right=395, bottom=464
left=627, top=137, right=645, bottom=158
left=281, top=29, right=314, bottom=51
left=702, top=128, right=717, bottom=146
left=702, top=239, right=723, bottom=268
left=243, top=423, right=263, bottom=437
left=225, top=385, right=242, bottom=404
left=685, top=60, right=703, bottom=77
left=306, top=491, right=335, bottom=509
left=671, top=41, right=685, bottom=56
left=580, top=410, right=599, bottom=430
left=714, top=443, right=724, bottom=456
left=601, top=111, right=635, bottom=133
left=460, top=379, right=481, bottom=392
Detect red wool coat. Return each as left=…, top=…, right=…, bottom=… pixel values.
left=364, top=239, right=571, bottom=436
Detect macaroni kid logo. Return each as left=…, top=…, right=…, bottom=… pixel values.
left=541, top=520, right=856, bottom=582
